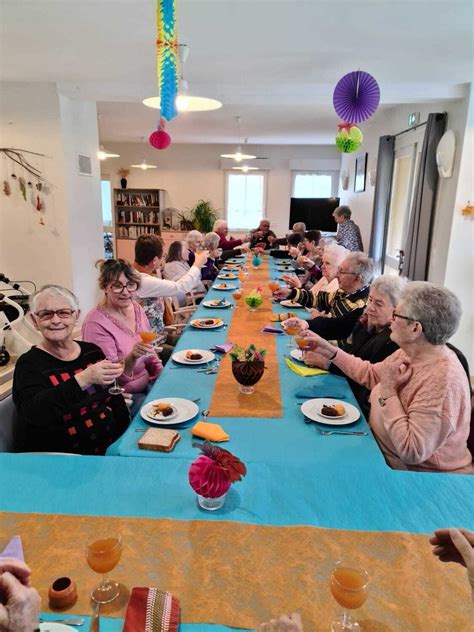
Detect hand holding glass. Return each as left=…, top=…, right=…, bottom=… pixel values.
left=108, top=357, right=125, bottom=395
left=86, top=535, right=123, bottom=603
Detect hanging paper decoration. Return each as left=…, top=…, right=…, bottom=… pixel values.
left=335, top=122, right=363, bottom=153
left=333, top=70, right=380, bottom=124
left=149, top=117, right=172, bottom=150
left=157, top=0, right=179, bottom=121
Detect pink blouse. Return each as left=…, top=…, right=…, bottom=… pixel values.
left=82, top=303, right=162, bottom=394
left=334, top=346, right=473, bottom=473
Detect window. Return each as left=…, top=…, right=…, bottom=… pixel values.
left=292, top=172, right=337, bottom=198
left=226, top=173, right=266, bottom=230
left=101, top=180, right=112, bottom=226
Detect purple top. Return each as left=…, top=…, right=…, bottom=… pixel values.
left=82, top=303, right=162, bottom=394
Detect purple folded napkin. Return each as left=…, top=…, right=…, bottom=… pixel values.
left=211, top=342, right=235, bottom=353
left=0, top=536, right=24, bottom=561
left=262, top=326, right=285, bottom=334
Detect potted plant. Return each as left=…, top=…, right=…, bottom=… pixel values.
left=176, top=210, right=195, bottom=231
left=230, top=343, right=266, bottom=394
left=187, top=199, right=219, bottom=233
left=189, top=441, right=247, bottom=510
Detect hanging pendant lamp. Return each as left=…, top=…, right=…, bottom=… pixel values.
left=220, top=117, right=257, bottom=161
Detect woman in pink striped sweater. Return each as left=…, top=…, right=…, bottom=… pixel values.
left=303, top=282, right=472, bottom=474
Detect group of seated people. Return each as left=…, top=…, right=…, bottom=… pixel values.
left=9, top=210, right=473, bottom=475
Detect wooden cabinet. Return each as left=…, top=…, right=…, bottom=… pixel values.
left=160, top=231, right=187, bottom=251
left=113, top=188, right=165, bottom=260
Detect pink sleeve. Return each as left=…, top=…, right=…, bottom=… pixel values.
left=333, top=348, right=385, bottom=390
left=82, top=319, right=120, bottom=362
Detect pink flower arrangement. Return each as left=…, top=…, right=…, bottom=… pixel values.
left=188, top=442, right=247, bottom=499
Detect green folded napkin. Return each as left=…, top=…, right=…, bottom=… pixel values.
left=285, top=357, right=328, bottom=377
left=295, top=374, right=349, bottom=398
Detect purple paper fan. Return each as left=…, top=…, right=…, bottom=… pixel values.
left=333, top=71, right=380, bottom=124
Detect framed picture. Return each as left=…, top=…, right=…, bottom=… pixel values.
left=354, top=153, right=367, bottom=193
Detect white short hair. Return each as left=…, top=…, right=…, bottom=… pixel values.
left=322, top=244, right=348, bottom=267
left=371, top=275, right=407, bottom=307
left=186, top=230, right=203, bottom=244
left=213, top=219, right=227, bottom=232
left=343, top=252, right=374, bottom=285
left=292, top=222, right=306, bottom=232
left=204, top=232, right=220, bottom=249
left=29, top=285, right=79, bottom=313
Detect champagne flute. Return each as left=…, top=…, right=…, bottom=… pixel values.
left=86, top=534, right=123, bottom=603
left=329, top=560, right=369, bottom=631
left=108, top=357, right=125, bottom=395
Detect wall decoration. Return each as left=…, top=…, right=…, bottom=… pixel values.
left=118, top=168, right=130, bottom=190
left=354, top=153, right=368, bottom=193
left=149, top=117, right=172, bottom=150
left=157, top=0, right=179, bottom=121
left=333, top=71, right=380, bottom=124
left=335, top=122, right=363, bottom=153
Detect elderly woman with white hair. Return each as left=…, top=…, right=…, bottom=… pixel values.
left=283, top=243, right=347, bottom=295
left=333, top=205, right=364, bottom=252
left=213, top=219, right=244, bottom=251
left=303, top=282, right=473, bottom=473
left=185, top=229, right=204, bottom=266
left=200, top=231, right=221, bottom=281
left=12, top=285, right=130, bottom=454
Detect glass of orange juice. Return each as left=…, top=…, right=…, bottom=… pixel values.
left=139, top=331, right=158, bottom=344
left=86, top=534, right=123, bottom=603
left=284, top=323, right=301, bottom=348
left=232, top=290, right=242, bottom=307
left=238, top=268, right=246, bottom=283
left=329, top=560, right=369, bottom=631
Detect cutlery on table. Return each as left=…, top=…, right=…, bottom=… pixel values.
left=89, top=602, right=100, bottom=632
left=316, top=428, right=368, bottom=436
left=39, top=618, right=85, bottom=627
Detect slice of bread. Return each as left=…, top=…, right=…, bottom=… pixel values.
left=138, top=428, right=181, bottom=452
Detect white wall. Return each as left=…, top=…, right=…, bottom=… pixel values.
left=100, top=143, right=341, bottom=237
left=0, top=82, right=103, bottom=314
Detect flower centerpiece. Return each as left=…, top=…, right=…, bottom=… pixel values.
left=189, top=441, right=247, bottom=510
left=230, top=343, right=266, bottom=394
left=244, top=288, right=263, bottom=312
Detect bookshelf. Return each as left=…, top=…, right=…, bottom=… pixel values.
left=113, top=188, right=165, bottom=261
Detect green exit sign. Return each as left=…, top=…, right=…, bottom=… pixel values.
left=408, top=112, right=420, bottom=127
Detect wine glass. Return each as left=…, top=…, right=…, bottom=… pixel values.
left=329, top=560, right=369, bottom=631
left=86, top=534, right=123, bottom=603
left=232, top=290, right=242, bottom=308
left=294, top=335, right=309, bottom=360
left=108, top=357, right=125, bottom=395
left=283, top=323, right=301, bottom=349
left=268, top=280, right=280, bottom=302
left=138, top=331, right=158, bottom=345
left=238, top=268, right=246, bottom=283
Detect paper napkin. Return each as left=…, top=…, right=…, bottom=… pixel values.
left=210, top=342, right=234, bottom=353
left=123, top=587, right=180, bottom=632
left=192, top=421, right=230, bottom=442
left=0, top=536, right=24, bottom=561
left=285, top=356, right=328, bottom=377
left=262, top=325, right=284, bottom=334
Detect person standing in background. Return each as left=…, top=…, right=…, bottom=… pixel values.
left=333, top=206, right=364, bottom=251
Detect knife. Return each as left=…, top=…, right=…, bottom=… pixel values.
left=39, top=619, right=85, bottom=627
left=89, top=603, right=100, bottom=632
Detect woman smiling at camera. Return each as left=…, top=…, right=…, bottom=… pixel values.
left=303, top=282, right=473, bottom=473
left=12, top=285, right=130, bottom=454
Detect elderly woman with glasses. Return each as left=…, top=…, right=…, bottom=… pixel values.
left=82, top=260, right=162, bottom=410
left=302, top=282, right=473, bottom=473
left=12, top=285, right=130, bottom=454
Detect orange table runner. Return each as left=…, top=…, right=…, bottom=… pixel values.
left=1, top=512, right=471, bottom=630
left=209, top=256, right=283, bottom=417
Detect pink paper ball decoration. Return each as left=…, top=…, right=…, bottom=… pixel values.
left=149, top=129, right=171, bottom=150
left=188, top=455, right=232, bottom=499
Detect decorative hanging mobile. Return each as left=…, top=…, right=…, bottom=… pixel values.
left=335, top=122, right=363, bottom=154
left=1, top=147, right=47, bottom=224
left=333, top=70, right=380, bottom=124
left=149, top=117, right=172, bottom=150
left=156, top=0, right=179, bottom=121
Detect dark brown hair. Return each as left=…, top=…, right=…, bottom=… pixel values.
left=134, top=234, right=164, bottom=266
left=166, top=241, right=185, bottom=263
left=304, top=230, right=321, bottom=245
left=96, top=259, right=141, bottom=290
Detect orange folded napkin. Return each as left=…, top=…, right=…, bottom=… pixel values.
left=123, top=587, right=180, bottom=632
left=192, top=421, right=230, bottom=442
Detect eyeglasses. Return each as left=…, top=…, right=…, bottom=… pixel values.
left=338, top=269, right=357, bottom=276
left=35, top=309, right=76, bottom=322
left=109, top=281, right=139, bottom=294
left=392, top=311, right=423, bottom=328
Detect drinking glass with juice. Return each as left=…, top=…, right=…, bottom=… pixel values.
left=329, top=561, right=369, bottom=631
left=86, top=535, right=123, bottom=603
left=284, top=323, right=301, bottom=348
left=232, top=290, right=242, bottom=307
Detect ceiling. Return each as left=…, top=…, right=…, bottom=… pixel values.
left=2, top=0, right=472, bottom=144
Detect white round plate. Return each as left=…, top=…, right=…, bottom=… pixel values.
left=217, top=273, right=238, bottom=279
left=141, top=398, right=199, bottom=426
left=280, top=300, right=304, bottom=308
left=191, top=318, right=224, bottom=329
left=202, top=300, right=231, bottom=308
left=290, top=348, right=304, bottom=362
left=214, top=284, right=237, bottom=290
left=40, top=624, right=75, bottom=632
left=145, top=402, right=178, bottom=421
left=172, top=349, right=216, bottom=365
left=300, top=398, right=360, bottom=426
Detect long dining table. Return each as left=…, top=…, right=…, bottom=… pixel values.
left=1, top=254, right=473, bottom=631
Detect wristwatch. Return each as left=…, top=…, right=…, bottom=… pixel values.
left=378, top=393, right=395, bottom=407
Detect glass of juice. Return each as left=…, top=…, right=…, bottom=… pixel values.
left=86, top=535, right=123, bottom=603
left=284, top=323, right=301, bottom=348
left=232, top=290, right=242, bottom=307
left=329, top=560, right=369, bottom=631
left=268, top=281, right=280, bottom=301
left=238, top=268, right=246, bottom=283
left=139, top=331, right=158, bottom=345
left=108, top=357, right=125, bottom=395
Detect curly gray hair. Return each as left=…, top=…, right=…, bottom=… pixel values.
left=371, top=275, right=407, bottom=307
left=204, top=231, right=220, bottom=249
left=333, top=205, right=352, bottom=220
left=400, top=282, right=462, bottom=345
left=29, top=284, right=79, bottom=313
left=342, top=252, right=374, bottom=285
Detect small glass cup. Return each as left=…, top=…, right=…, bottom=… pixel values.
left=197, top=493, right=226, bottom=511
left=330, top=561, right=369, bottom=631
left=86, top=535, right=123, bottom=604
left=108, top=357, right=125, bottom=395
left=232, top=290, right=242, bottom=307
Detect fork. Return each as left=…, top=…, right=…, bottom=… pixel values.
left=316, top=429, right=368, bottom=436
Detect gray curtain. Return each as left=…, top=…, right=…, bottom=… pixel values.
left=368, top=136, right=395, bottom=273
left=402, top=112, right=447, bottom=280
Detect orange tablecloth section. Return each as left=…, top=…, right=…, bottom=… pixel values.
left=1, top=512, right=471, bottom=630
left=209, top=257, right=283, bottom=418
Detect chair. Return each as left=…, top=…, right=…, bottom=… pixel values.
left=446, top=343, right=474, bottom=458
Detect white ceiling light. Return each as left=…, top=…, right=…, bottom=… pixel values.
left=220, top=117, right=257, bottom=161
left=143, top=44, right=222, bottom=113
left=232, top=164, right=259, bottom=172
left=131, top=160, right=157, bottom=170
left=97, top=145, right=120, bottom=160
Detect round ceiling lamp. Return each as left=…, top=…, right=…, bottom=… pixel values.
left=130, top=161, right=157, bottom=170
left=333, top=70, right=380, bottom=124
left=220, top=117, right=257, bottom=161
left=97, top=145, right=120, bottom=160
left=232, top=164, right=259, bottom=172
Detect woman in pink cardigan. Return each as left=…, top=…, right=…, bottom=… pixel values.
left=82, top=260, right=162, bottom=414
left=302, top=282, right=472, bottom=474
